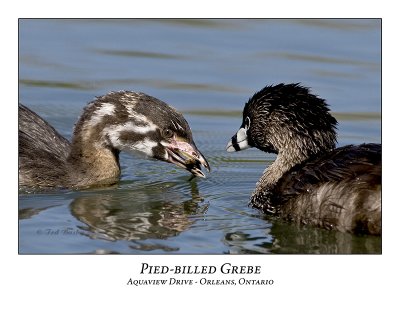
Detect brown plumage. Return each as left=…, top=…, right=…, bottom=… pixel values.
left=19, top=91, right=210, bottom=190
left=227, top=83, right=381, bottom=235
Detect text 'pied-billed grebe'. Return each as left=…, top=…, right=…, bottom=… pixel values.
left=19, top=91, right=210, bottom=189
left=227, top=83, right=381, bottom=235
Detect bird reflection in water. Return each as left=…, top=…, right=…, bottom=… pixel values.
left=222, top=217, right=381, bottom=254
left=69, top=180, right=208, bottom=249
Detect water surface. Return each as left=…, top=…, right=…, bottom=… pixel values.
left=19, top=19, right=381, bottom=254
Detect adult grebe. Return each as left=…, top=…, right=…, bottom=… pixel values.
left=226, top=83, right=381, bottom=235
left=19, top=91, right=210, bottom=189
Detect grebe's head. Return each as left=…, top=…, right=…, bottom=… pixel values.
left=73, top=91, right=210, bottom=178
left=227, top=83, right=337, bottom=158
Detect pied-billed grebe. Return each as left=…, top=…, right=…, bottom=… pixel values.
left=226, top=83, right=381, bottom=235
left=19, top=91, right=210, bottom=189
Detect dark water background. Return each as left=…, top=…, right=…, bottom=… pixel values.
left=18, top=19, right=381, bottom=254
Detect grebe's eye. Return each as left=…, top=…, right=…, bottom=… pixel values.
left=162, top=128, right=174, bottom=139
left=244, top=116, right=251, bottom=131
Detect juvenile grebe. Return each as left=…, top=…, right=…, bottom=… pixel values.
left=226, top=83, right=381, bottom=235
left=19, top=91, right=210, bottom=189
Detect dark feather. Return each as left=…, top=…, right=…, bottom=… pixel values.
left=19, top=104, right=70, bottom=188
left=238, top=83, right=381, bottom=235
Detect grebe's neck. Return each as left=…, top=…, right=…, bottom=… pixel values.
left=254, top=144, right=309, bottom=195
left=67, top=142, right=121, bottom=188
left=66, top=102, right=121, bottom=188
left=252, top=131, right=336, bottom=211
